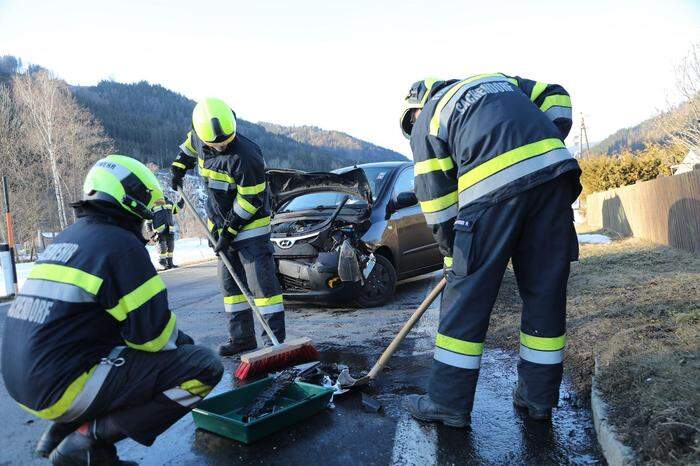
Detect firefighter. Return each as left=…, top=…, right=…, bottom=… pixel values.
left=400, top=74, right=581, bottom=426
left=148, top=196, right=185, bottom=269
left=1, top=155, right=223, bottom=465
left=171, top=97, right=285, bottom=357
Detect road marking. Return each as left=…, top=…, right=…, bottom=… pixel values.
left=391, top=275, right=440, bottom=465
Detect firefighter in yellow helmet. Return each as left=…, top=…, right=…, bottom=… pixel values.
left=2, top=155, right=223, bottom=465
left=171, top=98, right=285, bottom=356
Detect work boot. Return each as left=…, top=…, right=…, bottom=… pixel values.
left=218, top=338, right=257, bottom=357
left=512, top=385, right=552, bottom=420
left=36, top=422, right=80, bottom=458
left=168, top=258, right=178, bottom=269
left=403, top=394, right=470, bottom=428
left=49, top=431, right=136, bottom=466
left=158, top=258, right=168, bottom=269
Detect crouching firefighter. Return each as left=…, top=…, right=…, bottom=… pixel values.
left=400, top=74, right=581, bottom=426
left=171, top=97, right=285, bottom=357
left=1, top=155, right=223, bottom=465
left=147, top=195, right=185, bottom=269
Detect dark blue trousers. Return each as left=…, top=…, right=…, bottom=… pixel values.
left=428, top=174, right=579, bottom=412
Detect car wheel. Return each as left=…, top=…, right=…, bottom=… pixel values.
left=355, top=255, right=397, bottom=308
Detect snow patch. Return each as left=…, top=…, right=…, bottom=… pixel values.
left=578, top=234, right=612, bottom=244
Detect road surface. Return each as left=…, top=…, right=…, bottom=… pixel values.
left=0, top=261, right=601, bottom=465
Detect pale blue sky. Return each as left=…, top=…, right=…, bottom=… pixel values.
left=1, top=0, right=698, bottom=155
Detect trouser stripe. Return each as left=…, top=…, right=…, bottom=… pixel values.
left=225, top=302, right=251, bottom=313
left=434, top=348, right=481, bottom=369
left=162, top=388, right=201, bottom=408
left=256, top=303, right=284, bottom=315
left=519, top=345, right=564, bottom=364
left=519, top=331, right=565, bottom=364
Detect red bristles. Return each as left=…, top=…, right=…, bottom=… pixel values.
left=235, top=338, right=319, bottom=380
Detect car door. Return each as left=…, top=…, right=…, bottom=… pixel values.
left=389, top=167, right=442, bottom=278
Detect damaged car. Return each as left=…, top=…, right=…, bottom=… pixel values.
left=267, top=162, right=443, bottom=307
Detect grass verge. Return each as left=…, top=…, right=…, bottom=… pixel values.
left=486, top=237, right=699, bottom=464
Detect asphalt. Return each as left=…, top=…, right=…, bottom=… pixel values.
left=0, top=261, right=602, bottom=465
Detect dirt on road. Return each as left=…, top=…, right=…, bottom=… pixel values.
left=487, top=236, right=700, bottom=464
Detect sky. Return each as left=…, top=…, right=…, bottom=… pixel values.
left=0, top=0, right=698, bottom=157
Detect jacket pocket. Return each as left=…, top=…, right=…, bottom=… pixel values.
left=451, top=210, right=486, bottom=277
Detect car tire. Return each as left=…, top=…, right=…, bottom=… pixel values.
left=355, top=254, right=397, bottom=308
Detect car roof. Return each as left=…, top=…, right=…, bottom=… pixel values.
left=335, top=161, right=412, bottom=173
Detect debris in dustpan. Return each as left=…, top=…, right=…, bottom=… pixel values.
left=322, top=375, right=349, bottom=397
left=243, top=369, right=301, bottom=422
left=298, top=362, right=348, bottom=385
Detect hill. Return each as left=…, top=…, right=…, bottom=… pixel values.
left=72, top=80, right=407, bottom=170
left=592, top=98, right=696, bottom=155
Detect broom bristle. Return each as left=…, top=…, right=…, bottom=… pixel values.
left=235, top=341, right=319, bottom=380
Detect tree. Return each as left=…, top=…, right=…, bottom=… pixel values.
left=12, top=70, right=112, bottom=229
left=658, top=42, right=700, bottom=151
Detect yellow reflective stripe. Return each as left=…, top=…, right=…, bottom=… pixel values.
left=106, top=275, right=166, bottom=322
left=207, top=219, right=216, bottom=231
left=430, top=73, right=518, bottom=136
left=540, top=95, right=571, bottom=112
left=227, top=226, right=239, bottom=235
left=443, top=256, right=453, bottom=268
left=237, top=182, right=266, bottom=195
left=198, top=158, right=236, bottom=184
left=29, top=264, right=103, bottom=295
left=419, top=190, right=458, bottom=213
left=224, top=294, right=247, bottom=304
left=520, top=331, right=566, bottom=351
left=435, top=333, right=483, bottom=356
left=254, top=294, right=283, bottom=306
left=184, top=132, right=196, bottom=154
left=236, top=194, right=258, bottom=214
left=181, top=379, right=212, bottom=397
left=18, top=365, right=97, bottom=420
left=530, top=81, right=548, bottom=102
left=414, top=157, right=454, bottom=175
left=458, top=138, right=565, bottom=193
left=125, top=312, right=177, bottom=352
left=172, top=161, right=186, bottom=170
left=241, top=216, right=271, bottom=231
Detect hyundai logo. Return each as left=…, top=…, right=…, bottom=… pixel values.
left=277, top=239, right=294, bottom=249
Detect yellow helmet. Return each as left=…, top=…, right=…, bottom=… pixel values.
left=400, top=77, right=440, bottom=139
left=192, top=97, right=237, bottom=147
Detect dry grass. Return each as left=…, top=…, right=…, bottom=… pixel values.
left=486, top=237, right=700, bottom=464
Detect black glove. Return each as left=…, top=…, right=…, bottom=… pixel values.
left=213, top=225, right=237, bottom=253
left=171, top=165, right=185, bottom=191
left=175, top=330, right=195, bottom=346
left=176, top=198, right=185, bottom=210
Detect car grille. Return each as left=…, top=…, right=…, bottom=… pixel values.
left=278, top=274, right=312, bottom=293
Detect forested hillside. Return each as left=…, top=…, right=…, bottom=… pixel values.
left=73, top=80, right=407, bottom=170
left=593, top=97, right=697, bottom=155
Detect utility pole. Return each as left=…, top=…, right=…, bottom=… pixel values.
left=580, top=113, right=591, bottom=158
left=2, top=176, right=18, bottom=295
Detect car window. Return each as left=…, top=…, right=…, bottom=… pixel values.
left=393, top=168, right=415, bottom=197
left=279, top=192, right=364, bottom=213
left=334, top=166, right=391, bottom=201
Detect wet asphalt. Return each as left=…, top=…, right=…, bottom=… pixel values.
left=0, top=261, right=602, bottom=465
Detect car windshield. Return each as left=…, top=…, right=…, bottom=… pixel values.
left=278, top=166, right=391, bottom=213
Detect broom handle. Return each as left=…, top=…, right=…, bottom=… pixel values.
left=367, top=277, right=446, bottom=380
left=179, top=188, right=280, bottom=346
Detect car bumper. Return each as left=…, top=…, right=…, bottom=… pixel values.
left=275, top=252, right=362, bottom=302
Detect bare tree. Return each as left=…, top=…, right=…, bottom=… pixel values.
left=658, top=42, right=700, bottom=151
left=12, top=71, right=112, bottom=229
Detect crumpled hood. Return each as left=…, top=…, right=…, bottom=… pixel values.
left=267, top=168, right=373, bottom=212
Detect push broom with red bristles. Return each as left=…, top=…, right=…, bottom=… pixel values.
left=179, top=189, right=319, bottom=379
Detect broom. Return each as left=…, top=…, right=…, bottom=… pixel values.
left=178, top=189, right=319, bottom=379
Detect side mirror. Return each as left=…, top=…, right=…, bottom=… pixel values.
left=396, top=191, right=418, bottom=210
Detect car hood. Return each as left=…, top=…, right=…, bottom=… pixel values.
left=267, top=168, right=373, bottom=212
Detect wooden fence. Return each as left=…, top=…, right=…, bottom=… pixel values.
left=586, top=169, right=700, bottom=254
